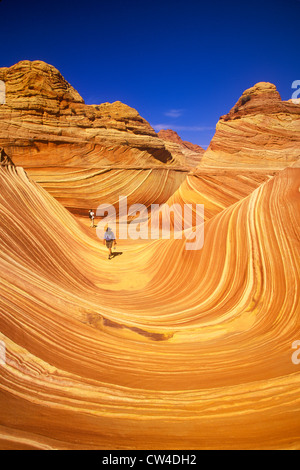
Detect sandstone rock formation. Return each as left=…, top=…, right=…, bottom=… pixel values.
left=158, top=129, right=205, bottom=168
left=201, top=82, right=300, bottom=168
left=0, top=61, right=192, bottom=215
left=0, top=161, right=299, bottom=449
left=0, top=60, right=186, bottom=168
left=166, top=168, right=277, bottom=221
left=0, top=62, right=300, bottom=450
left=0, top=147, right=14, bottom=166
left=158, top=129, right=205, bottom=154
left=27, top=166, right=187, bottom=217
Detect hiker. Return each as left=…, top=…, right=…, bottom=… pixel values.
left=103, top=227, right=117, bottom=260
left=89, top=209, right=95, bottom=228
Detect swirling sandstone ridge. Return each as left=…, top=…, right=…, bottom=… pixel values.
left=0, top=61, right=175, bottom=166
left=0, top=61, right=299, bottom=450
left=0, top=61, right=190, bottom=215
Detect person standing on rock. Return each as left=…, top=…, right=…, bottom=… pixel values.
left=103, top=227, right=117, bottom=260
left=89, top=209, right=95, bottom=228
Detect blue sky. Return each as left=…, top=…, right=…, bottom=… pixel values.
left=1, top=0, right=299, bottom=148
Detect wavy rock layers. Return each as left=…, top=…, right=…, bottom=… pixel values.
left=26, top=166, right=187, bottom=216
left=0, top=60, right=180, bottom=167
left=0, top=163, right=299, bottom=449
left=201, top=82, right=300, bottom=168
left=166, top=169, right=277, bottom=221
left=0, top=147, right=14, bottom=167
left=0, top=61, right=193, bottom=215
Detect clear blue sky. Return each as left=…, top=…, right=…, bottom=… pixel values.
left=1, top=0, right=299, bottom=148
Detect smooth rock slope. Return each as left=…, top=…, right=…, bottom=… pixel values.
left=0, top=161, right=299, bottom=449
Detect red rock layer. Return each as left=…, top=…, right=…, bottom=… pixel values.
left=158, top=129, right=205, bottom=168
left=158, top=129, right=205, bottom=154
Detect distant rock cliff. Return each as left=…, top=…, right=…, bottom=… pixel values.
left=158, top=129, right=205, bottom=154
left=158, top=129, right=205, bottom=167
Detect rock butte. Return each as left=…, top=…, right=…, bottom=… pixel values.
left=0, top=60, right=202, bottom=215
left=0, top=61, right=299, bottom=450
left=158, top=129, right=205, bottom=167
left=201, top=82, right=300, bottom=168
